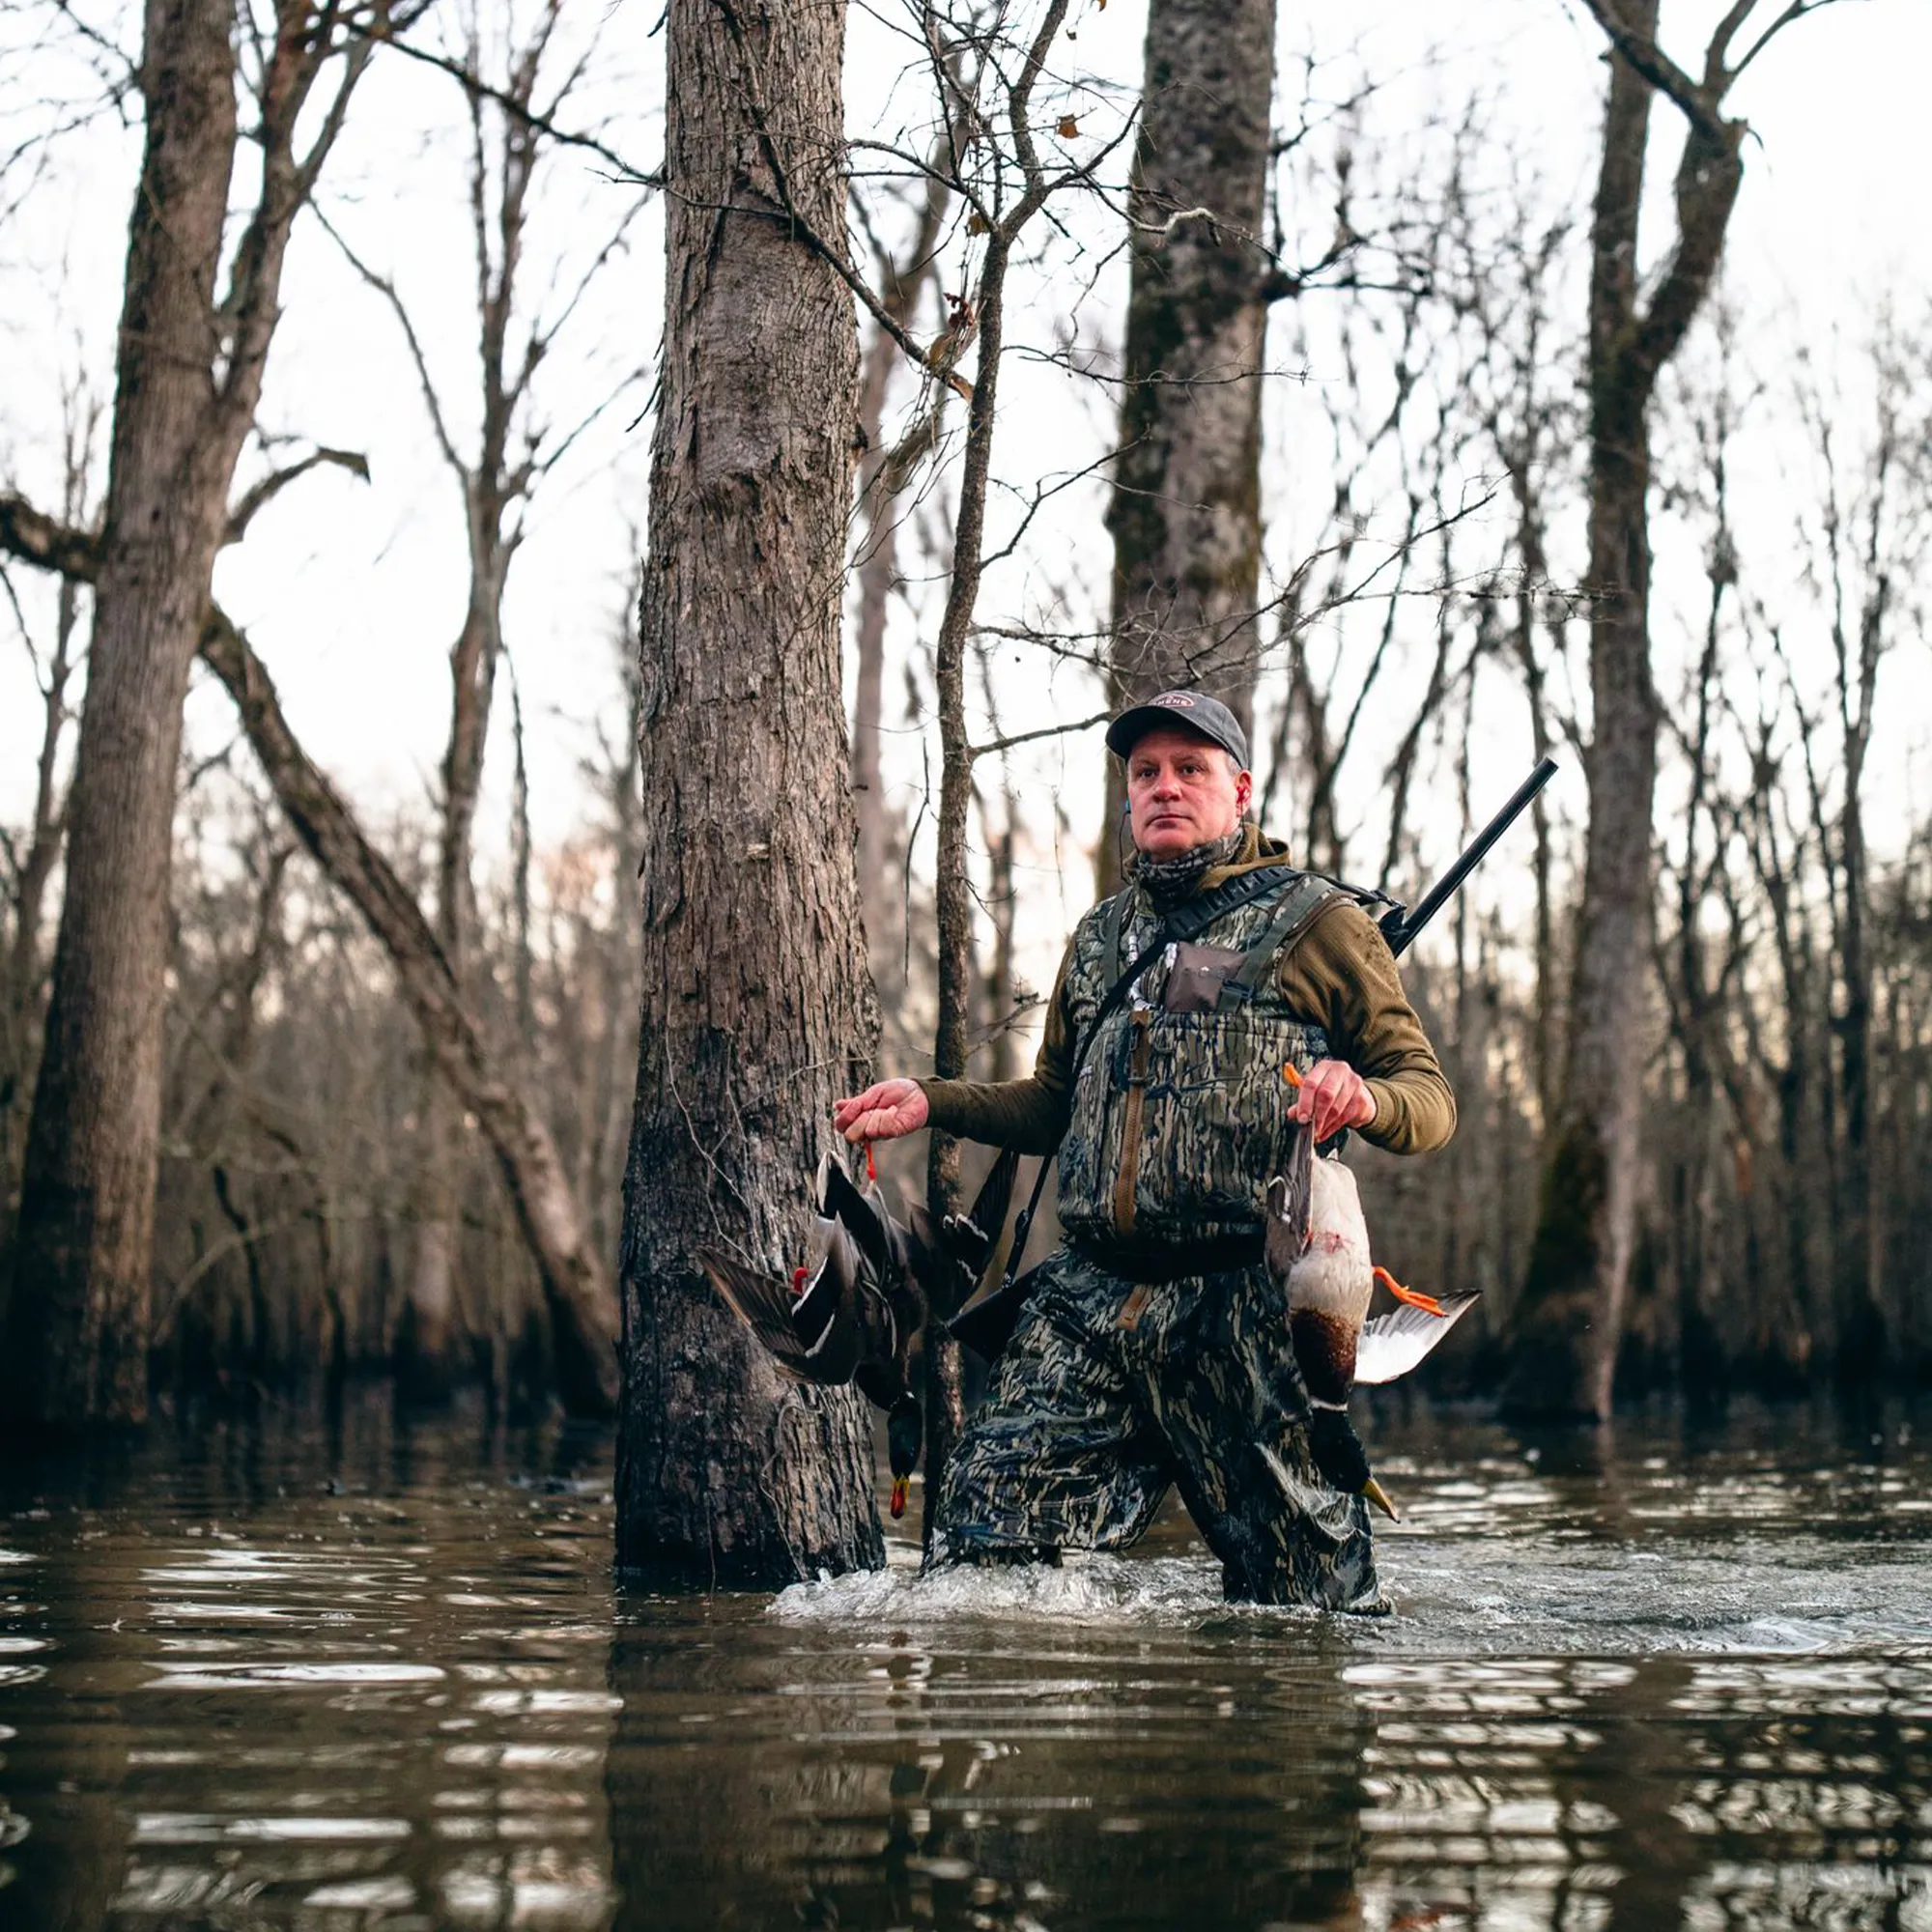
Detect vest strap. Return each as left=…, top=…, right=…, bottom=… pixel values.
left=1223, top=873, right=1342, bottom=1003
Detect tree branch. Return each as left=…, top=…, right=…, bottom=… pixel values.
left=313, top=206, right=467, bottom=473
left=225, top=447, right=371, bottom=545
left=0, top=492, right=100, bottom=581
left=378, top=29, right=662, bottom=185
left=1577, top=0, right=1724, bottom=137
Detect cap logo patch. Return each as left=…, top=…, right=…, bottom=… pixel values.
left=1153, top=693, right=1196, bottom=709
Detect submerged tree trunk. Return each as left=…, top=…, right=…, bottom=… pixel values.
left=1098, top=0, right=1277, bottom=893
left=1, top=0, right=371, bottom=1430
left=402, top=509, right=510, bottom=1400
left=1504, top=0, right=1748, bottom=1420
left=615, top=0, right=881, bottom=1586
left=0, top=484, right=81, bottom=1230
left=4, top=0, right=242, bottom=1429
left=0, top=546, right=619, bottom=1419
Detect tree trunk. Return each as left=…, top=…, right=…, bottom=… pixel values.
left=1098, top=0, right=1277, bottom=894
left=0, top=552, right=78, bottom=1231
left=2, top=0, right=242, bottom=1430
left=402, top=556, right=506, bottom=1401
left=1503, top=0, right=1745, bottom=1420
left=851, top=174, right=949, bottom=1029
left=615, top=0, right=882, bottom=1587
left=1, top=0, right=371, bottom=1431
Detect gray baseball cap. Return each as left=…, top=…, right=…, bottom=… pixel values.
left=1104, top=689, right=1249, bottom=768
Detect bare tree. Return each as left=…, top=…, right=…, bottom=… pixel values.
left=1776, top=323, right=1929, bottom=1375
left=616, top=0, right=883, bottom=1585
left=1503, top=0, right=1833, bottom=1423
left=1096, top=0, right=1280, bottom=892
left=2, top=0, right=399, bottom=1430
left=0, top=381, right=97, bottom=1226
left=0, top=496, right=626, bottom=1413
left=850, top=128, right=962, bottom=1023
left=323, top=0, right=645, bottom=1400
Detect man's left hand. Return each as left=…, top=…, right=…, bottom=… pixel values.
left=1292, top=1059, right=1377, bottom=1143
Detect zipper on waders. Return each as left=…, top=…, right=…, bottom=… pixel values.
left=1111, top=1007, right=1154, bottom=1238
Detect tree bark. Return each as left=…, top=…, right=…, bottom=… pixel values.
left=1098, top=0, right=1277, bottom=894
left=1503, top=0, right=1746, bottom=1421
left=615, top=0, right=882, bottom=1587
left=2, top=0, right=371, bottom=1430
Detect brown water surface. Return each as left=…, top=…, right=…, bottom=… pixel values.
left=2, top=1395, right=1929, bottom=1929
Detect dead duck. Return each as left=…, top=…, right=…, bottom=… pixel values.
left=1264, top=1120, right=1479, bottom=1521
left=696, top=1153, right=932, bottom=1519
left=820, top=1144, right=1021, bottom=1321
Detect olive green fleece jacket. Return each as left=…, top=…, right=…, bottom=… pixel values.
left=919, top=825, right=1457, bottom=1156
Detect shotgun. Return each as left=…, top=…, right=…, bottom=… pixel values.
left=1376, top=755, right=1558, bottom=958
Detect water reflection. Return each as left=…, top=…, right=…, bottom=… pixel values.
left=0, top=1399, right=620, bottom=1929
left=607, top=1592, right=1379, bottom=1929
left=2, top=1398, right=1931, bottom=1929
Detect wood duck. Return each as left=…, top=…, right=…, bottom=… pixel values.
left=1264, top=1123, right=1479, bottom=1521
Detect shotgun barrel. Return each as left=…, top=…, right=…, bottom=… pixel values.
left=1378, top=756, right=1558, bottom=959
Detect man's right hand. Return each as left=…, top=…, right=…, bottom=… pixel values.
left=833, top=1078, right=929, bottom=1144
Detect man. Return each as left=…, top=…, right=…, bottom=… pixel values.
left=833, top=690, right=1455, bottom=1608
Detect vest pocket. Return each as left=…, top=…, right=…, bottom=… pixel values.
left=1128, top=1011, right=1329, bottom=1238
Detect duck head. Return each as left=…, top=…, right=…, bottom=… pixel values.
left=886, top=1395, right=923, bottom=1520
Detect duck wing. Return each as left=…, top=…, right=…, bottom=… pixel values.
left=820, top=1152, right=933, bottom=1362
left=1353, top=1290, right=1481, bottom=1385
left=696, top=1216, right=870, bottom=1386
left=795, top=1220, right=867, bottom=1381
left=944, top=1147, right=1020, bottom=1281
left=694, top=1249, right=816, bottom=1381
left=817, top=1152, right=906, bottom=1277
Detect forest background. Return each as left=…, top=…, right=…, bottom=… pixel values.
left=0, top=0, right=1929, bottom=1511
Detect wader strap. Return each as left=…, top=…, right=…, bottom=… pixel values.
left=1222, top=874, right=1342, bottom=1005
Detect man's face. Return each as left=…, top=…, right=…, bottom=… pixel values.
left=1124, top=724, right=1252, bottom=861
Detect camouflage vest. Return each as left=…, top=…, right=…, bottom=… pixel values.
left=1055, top=871, right=1340, bottom=1249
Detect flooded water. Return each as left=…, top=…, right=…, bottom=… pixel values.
left=2, top=1396, right=1929, bottom=1930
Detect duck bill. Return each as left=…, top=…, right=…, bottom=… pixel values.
left=889, top=1476, right=910, bottom=1520
left=1361, top=1475, right=1400, bottom=1522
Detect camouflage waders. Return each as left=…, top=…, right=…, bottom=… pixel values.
left=929, top=1244, right=1381, bottom=1610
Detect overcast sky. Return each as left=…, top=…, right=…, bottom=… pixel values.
left=4, top=0, right=1928, bottom=964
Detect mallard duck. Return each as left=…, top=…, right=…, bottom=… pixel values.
left=1264, top=1123, right=1478, bottom=1521
left=696, top=1154, right=936, bottom=1519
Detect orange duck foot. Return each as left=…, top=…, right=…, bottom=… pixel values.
left=1373, top=1264, right=1444, bottom=1317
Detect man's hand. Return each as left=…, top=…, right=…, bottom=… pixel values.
left=1291, top=1059, right=1377, bottom=1143
left=833, top=1077, right=930, bottom=1144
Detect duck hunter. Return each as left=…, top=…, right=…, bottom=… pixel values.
left=834, top=689, right=1458, bottom=1610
